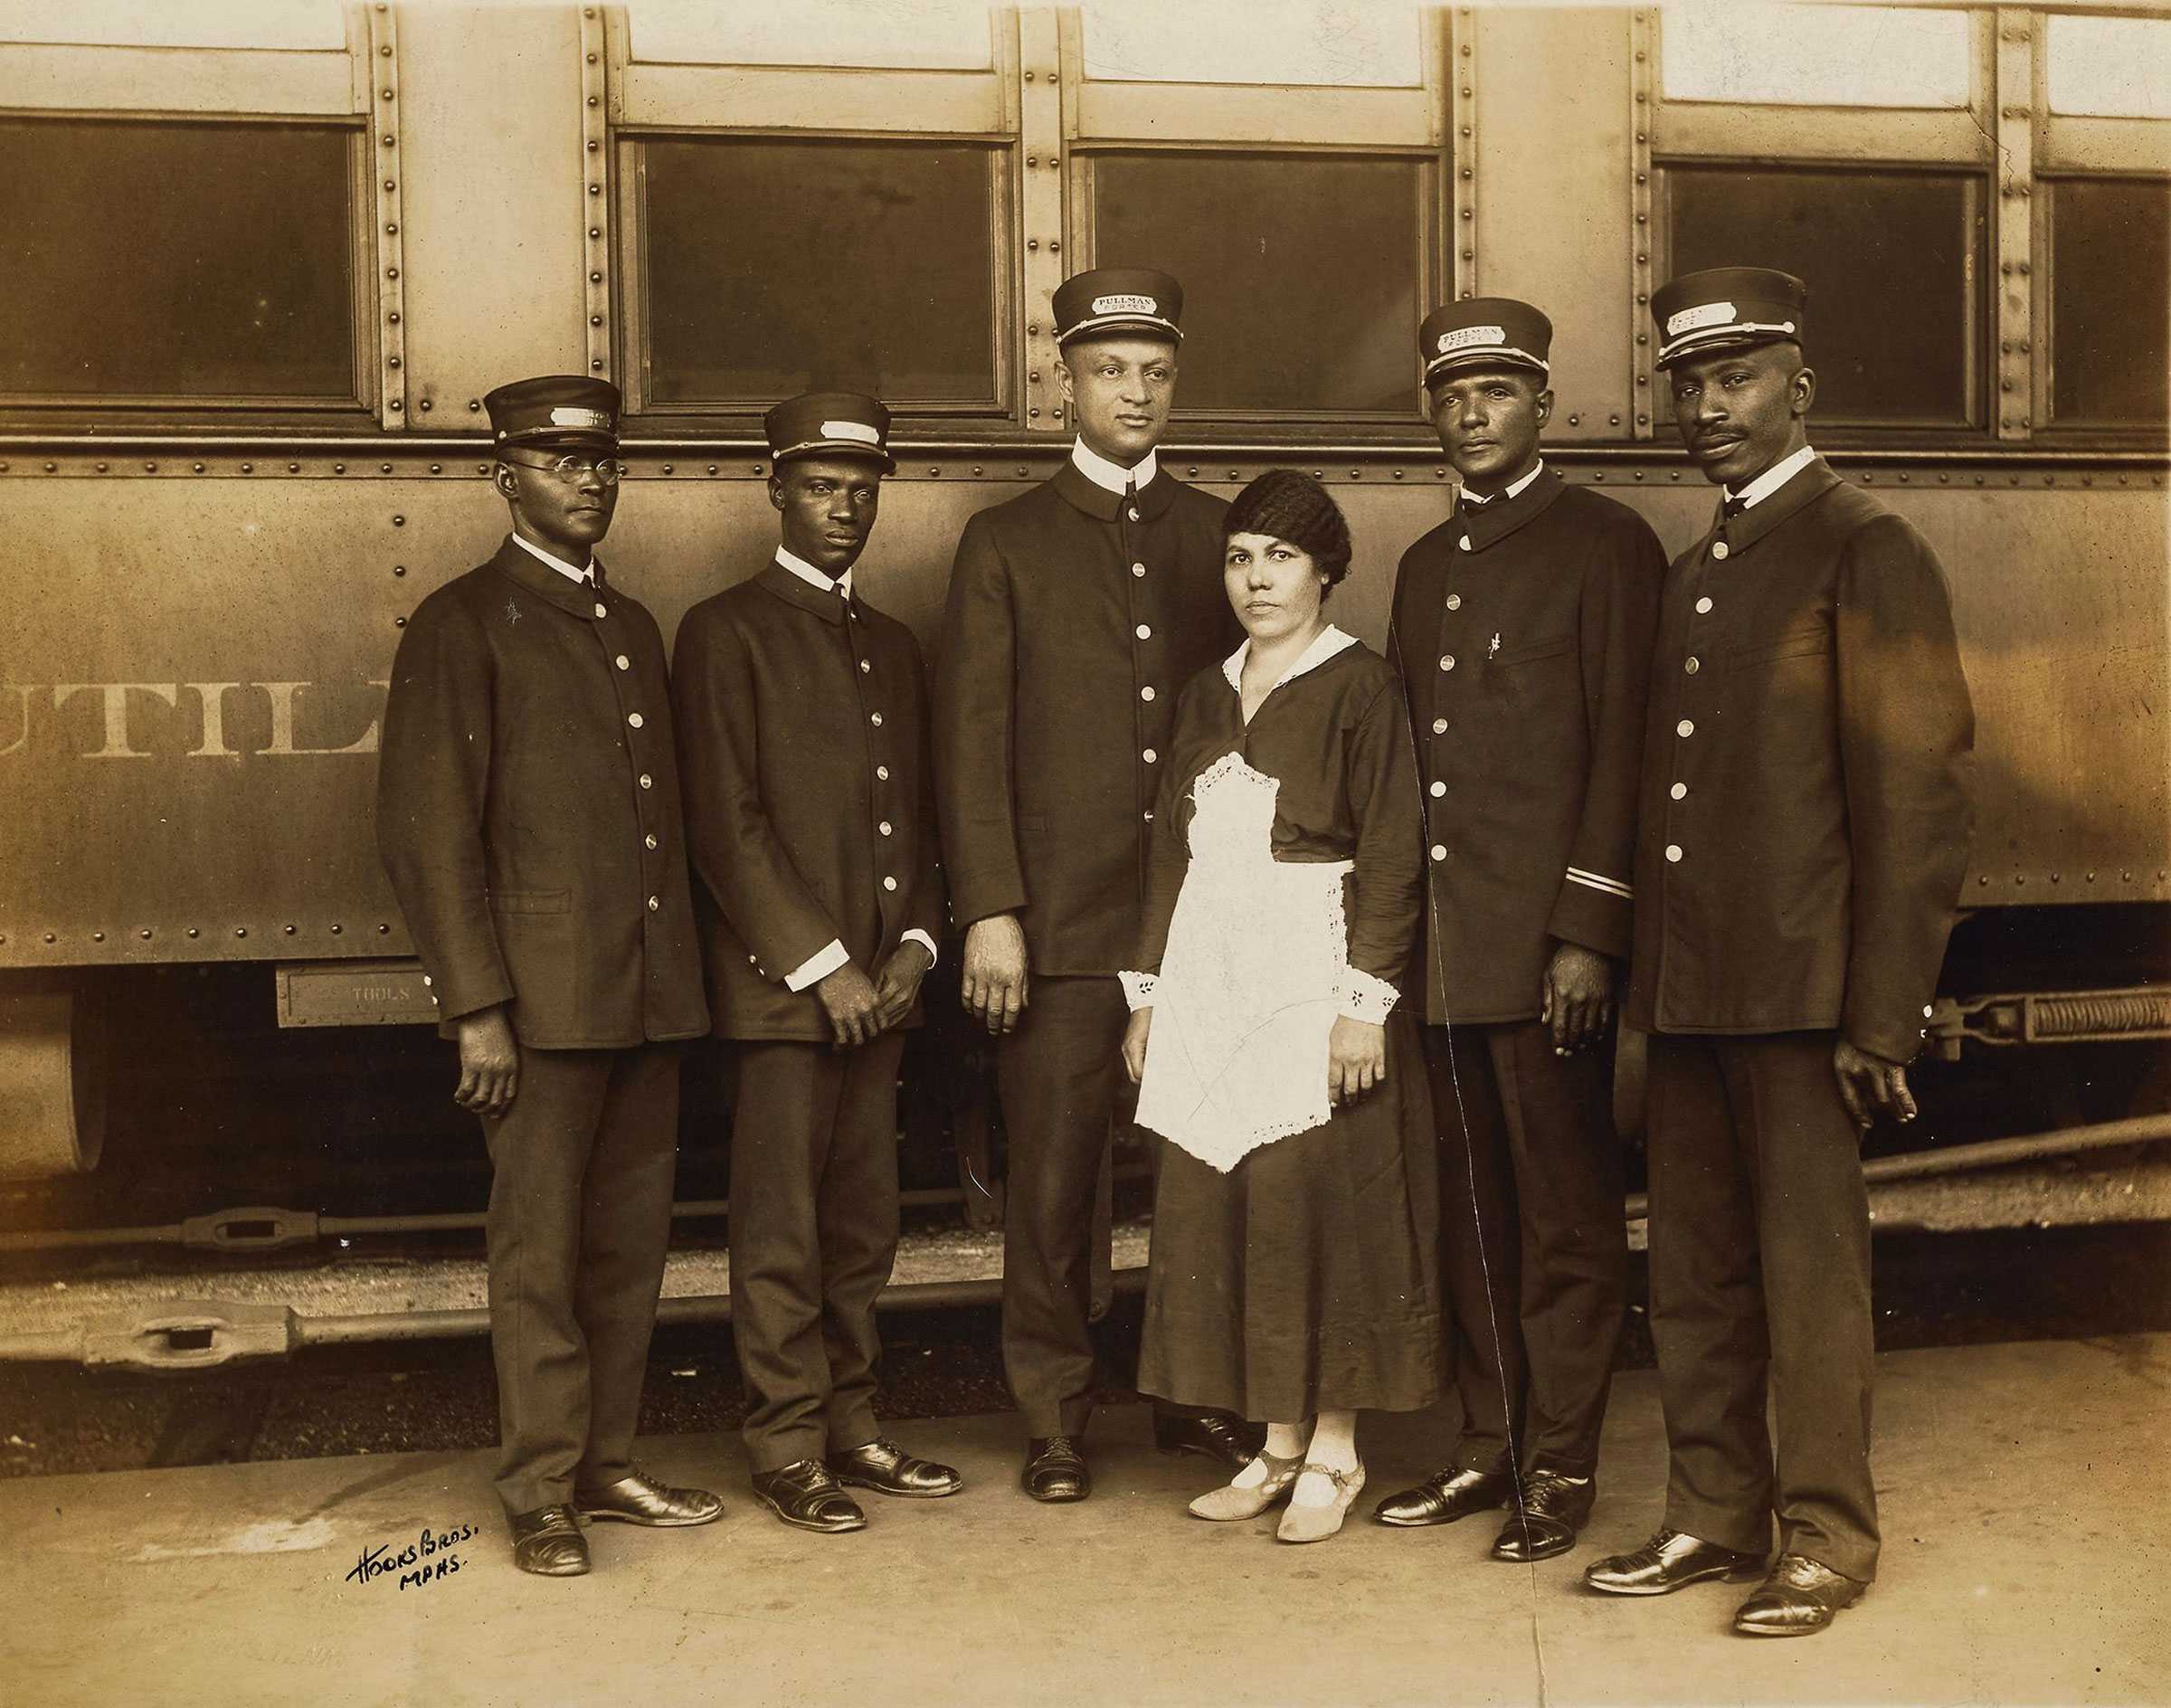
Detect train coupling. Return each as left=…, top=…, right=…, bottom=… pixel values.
left=1929, top=985, right=2171, bottom=1060
left=74, top=1301, right=299, bottom=1372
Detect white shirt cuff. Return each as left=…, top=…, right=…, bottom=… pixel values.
left=1335, top=970, right=1399, bottom=1025
left=1118, top=972, right=1158, bottom=1011
left=784, top=938, right=850, bottom=992
left=900, top=928, right=939, bottom=969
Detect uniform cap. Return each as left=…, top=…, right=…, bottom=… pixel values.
left=763, top=391, right=896, bottom=471
left=1419, top=297, right=1552, bottom=383
left=1052, top=267, right=1184, bottom=346
left=484, top=375, right=621, bottom=451
left=1651, top=267, right=1807, bottom=368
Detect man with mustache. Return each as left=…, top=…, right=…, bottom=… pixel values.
left=1376, top=299, right=1664, bottom=1563
left=378, top=375, right=721, bottom=1577
left=673, top=392, right=958, bottom=1532
left=1583, top=269, right=1973, bottom=1635
left=935, top=268, right=1253, bottom=1500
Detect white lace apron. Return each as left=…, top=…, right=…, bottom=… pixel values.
left=1123, top=753, right=1392, bottom=1173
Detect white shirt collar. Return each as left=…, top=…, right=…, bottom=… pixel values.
left=1070, top=437, right=1159, bottom=496
left=1461, top=458, right=1545, bottom=507
left=774, top=544, right=851, bottom=600
left=1728, top=443, right=1817, bottom=511
left=508, top=530, right=593, bottom=585
left=1221, top=622, right=1360, bottom=695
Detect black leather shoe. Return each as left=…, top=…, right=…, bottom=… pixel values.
left=1021, top=1435, right=1090, bottom=1503
left=751, top=1458, right=867, bottom=1534
left=1583, top=1527, right=1767, bottom=1596
left=1152, top=1410, right=1266, bottom=1472
left=574, top=1470, right=724, bottom=1527
left=1733, top=1554, right=1864, bottom=1636
left=1491, top=1469, right=1597, bottom=1562
left=508, top=1504, right=590, bottom=1577
left=827, top=1437, right=963, bottom=1498
left=1373, top=1466, right=1512, bottom=1528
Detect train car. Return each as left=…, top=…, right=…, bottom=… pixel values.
left=2, top=0, right=2166, bottom=1366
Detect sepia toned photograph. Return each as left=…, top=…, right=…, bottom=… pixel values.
left=1, top=0, right=2166, bottom=1703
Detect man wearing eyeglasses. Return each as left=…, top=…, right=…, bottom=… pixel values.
left=378, top=375, right=720, bottom=1579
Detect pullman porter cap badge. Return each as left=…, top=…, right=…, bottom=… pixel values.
left=763, top=391, right=896, bottom=471
left=1650, top=267, right=1808, bottom=368
left=1418, top=297, right=1553, bottom=384
left=484, top=375, right=621, bottom=451
left=1052, top=267, right=1185, bottom=346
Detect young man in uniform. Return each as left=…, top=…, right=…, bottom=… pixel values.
left=377, top=375, right=721, bottom=1578
left=935, top=268, right=1253, bottom=1500
left=1376, top=299, right=1664, bottom=1563
left=672, top=392, right=959, bottom=1534
left=1583, top=269, right=1973, bottom=1634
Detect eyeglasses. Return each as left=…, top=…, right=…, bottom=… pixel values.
left=501, top=451, right=627, bottom=484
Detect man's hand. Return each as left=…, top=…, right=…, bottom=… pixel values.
left=816, top=960, right=886, bottom=1049
left=874, top=939, right=935, bottom=1030
left=455, top=1005, right=520, bottom=1116
left=1833, top=1038, right=1918, bottom=1133
left=962, top=914, right=1029, bottom=1036
left=1328, top=1016, right=1388, bottom=1107
left=1541, top=942, right=1614, bottom=1057
left=1121, top=1008, right=1153, bottom=1085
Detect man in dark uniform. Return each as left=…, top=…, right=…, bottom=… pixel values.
left=672, top=392, right=961, bottom=1533
left=1376, top=299, right=1664, bottom=1562
left=934, top=268, right=1252, bottom=1500
left=1583, top=270, right=1973, bottom=1634
left=377, top=376, right=722, bottom=1578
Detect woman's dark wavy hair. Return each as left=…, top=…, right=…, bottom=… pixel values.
left=1224, top=468, right=1353, bottom=600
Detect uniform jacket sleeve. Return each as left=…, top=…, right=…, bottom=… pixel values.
left=671, top=603, right=846, bottom=981
left=909, top=642, right=945, bottom=950
left=934, top=514, right=1026, bottom=929
left=1835, top=516, right=1975, bottom=1061
left=1546, top=512, right=1668, bottom=959
left=1344, top=673, right=1425, bottom=987
left=375, top=593, right=515, bottom=1024
left=1129, top=713, right=1193, bottom=986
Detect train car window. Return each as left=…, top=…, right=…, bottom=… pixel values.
left=1079, top=0, right=1423, bottom=88
left=1089, top=151, right=1424, bottom=417
left=630, top=138, right=1002, bottom=411
left=1662, top=164, right=1984, bottom=428
left=0, top=114, right=359, bottom=406
left=1659, top=1, right=1968, bottom=109
left=2047, top=14, right=2171, bottom=121
left=626, top=0, right=993, bottom=71
left=2048, top=176, right=2171, bottom=426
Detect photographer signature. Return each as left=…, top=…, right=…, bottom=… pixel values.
left=344, top=1523, right=479, bottom=1590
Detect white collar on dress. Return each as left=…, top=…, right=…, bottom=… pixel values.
left=1221, top=622, right=1359, bottom=694
left=1726, top=443, right=1817, bottom=510
left=1070, top=436, right=1159, bottom=495
left=774, top=544, right=851, bottom=600
left=1460, top=458, right=1545, bottom=506
left=508, top=530, right=594, bottom=585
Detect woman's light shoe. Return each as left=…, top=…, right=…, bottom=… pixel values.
left=1188, top=1450, right=1306, bottom=1521
left=1275, top=1462, right=1368, bottom=1543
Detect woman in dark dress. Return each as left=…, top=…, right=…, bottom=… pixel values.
left=1120, top=470, right=1441, bottom=1543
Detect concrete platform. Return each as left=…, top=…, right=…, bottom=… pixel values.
left=6, top=1333, right=2167, bottom=1707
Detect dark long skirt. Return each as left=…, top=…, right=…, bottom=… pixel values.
left=1134, top=1006, right=1443, bottom=1421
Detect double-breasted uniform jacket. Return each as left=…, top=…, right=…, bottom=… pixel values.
left=1625, top=457, right=1975, bottom=1062
left=1389, top=468, right=1667, bottom=1024
left=672, top=559, right=942, bottom=1042
left=376, top=536, right=708, bottom=1048
left=934, top=460, right=1242, bottom=973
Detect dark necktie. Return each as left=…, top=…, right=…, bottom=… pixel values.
left=1722, top=495, right=1749, bottom=519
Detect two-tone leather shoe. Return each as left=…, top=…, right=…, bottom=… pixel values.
left=751, top=1458, right=867, bottom=1534
left=1152, top=1409, right=1266, bottom=1472
left=1733, top=1554, right=1864, bottom=1637
left=574, top=1470, right=724, bottom=1527
left=1491, top=1468, right=1597, bottom=1563
left=827, top=1437, right=963, bottom=1498
left=1021, top=1435, right=1090, bottom=1503
left=1582, top=1527, right=1766, bottom=1596
left=509, top=1504, right=590, bottom=1577
left=1372, top=1466, right=1512, bottom=1528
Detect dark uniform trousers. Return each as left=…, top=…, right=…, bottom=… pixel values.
left=1645, top=1030, right=1877, bottom=1583
left=1425, top=1021, right=1623, bottom=1477
left=483, top=1043, right=679, bottom=1514
left=731, top=1031, right=907, bottom=1471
